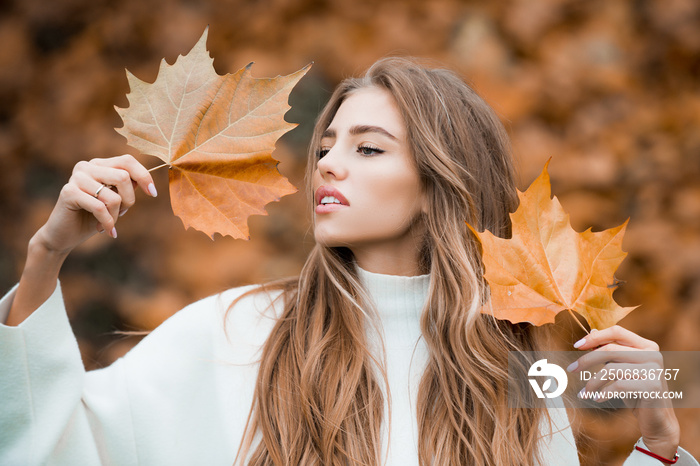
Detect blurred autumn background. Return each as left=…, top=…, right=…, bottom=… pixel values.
left=1, top=0, right=698, bottom=464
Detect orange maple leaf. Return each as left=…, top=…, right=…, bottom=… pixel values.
left=469, top=161, right=637, bottom=330
left=115, top=28, right=310, bottom=239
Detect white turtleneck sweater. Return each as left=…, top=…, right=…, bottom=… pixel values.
left=0, top=268, right=696, bottom=465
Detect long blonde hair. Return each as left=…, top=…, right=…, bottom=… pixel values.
left=232, top=57, right=551, bottom=465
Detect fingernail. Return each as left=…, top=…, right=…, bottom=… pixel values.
left=119, top=208, right=129, bottom=217
left=111, top=227, right=118, bottom=239
left=148, top=183, right=158, bottom=197
left=591, top=329, right=598, bottom=333
left=578, top=387, right=586, bottom=398
left=98, top=227, right=105, bottom=234
left=574, top=338, right=586, bottom=348
left=566, top=361, right=578, bottom=372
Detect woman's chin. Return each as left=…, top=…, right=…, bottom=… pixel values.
left=314, top=230, right=352, bottom=248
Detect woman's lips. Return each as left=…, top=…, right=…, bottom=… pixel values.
left=315, top=203, right=349, bottom=214
left=315, top=185, right=349, bottom=214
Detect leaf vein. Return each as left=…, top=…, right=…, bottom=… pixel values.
left=135, top=86, right=168, bottom=145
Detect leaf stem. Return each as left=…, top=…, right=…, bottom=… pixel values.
left=567, top=308, right=590, bottom=335
left=148, top=163, right=170, bottom=172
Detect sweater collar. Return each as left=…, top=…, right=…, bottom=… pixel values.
left=355, top=265, right=430, bottom=348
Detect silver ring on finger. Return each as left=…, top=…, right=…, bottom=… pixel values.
left=94, top=184, right=112, bottom=199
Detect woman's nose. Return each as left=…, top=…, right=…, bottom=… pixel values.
left=317, top=146, right=348, bottom=180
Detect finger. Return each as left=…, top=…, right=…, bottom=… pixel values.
left=94, top=184, right=122, bottom=222
left=91, top=155, right=157, bottom=197
left=70, top=171, right=124, bottom=221
left=584, top=362, right=661, bottom=395
left=84, top=165, right=137, bottom=209
left=568, top=343, right=635, bottom=372
left=63, top=184, right=118, bottom=237
left=573, top=325, right=659, bottom=351
left=582, top=375, right=669, bottom=407
left=571, top=346, right=663, bottom=375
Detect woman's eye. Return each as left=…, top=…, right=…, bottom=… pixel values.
left=357, top=145, right=385, bottom=156
left=317, top=148, right=330, bottom=159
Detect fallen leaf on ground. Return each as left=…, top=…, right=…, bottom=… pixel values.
left=469, top=161, right=637, bottom=329
left=115, top=27, right=310, bottom=239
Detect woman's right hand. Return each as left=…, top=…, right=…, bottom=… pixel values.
left=5, top=155, right=157, bottom=326
left=33, top=154, right=157, bottom=255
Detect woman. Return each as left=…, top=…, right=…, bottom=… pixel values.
left=1, top=58, right=695, bottom=465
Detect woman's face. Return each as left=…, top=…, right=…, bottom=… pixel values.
left=312, top=87, right=426, bottom=266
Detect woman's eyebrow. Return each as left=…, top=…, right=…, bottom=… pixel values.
left=350, top=125, right=397, bottom=140
left=321, top=125, right=398, bottom=141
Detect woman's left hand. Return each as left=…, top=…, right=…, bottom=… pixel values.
left=568, top=325, right=680, bottom=460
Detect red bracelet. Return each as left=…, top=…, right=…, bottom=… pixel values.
left=635, top=445, right=680, bottom=464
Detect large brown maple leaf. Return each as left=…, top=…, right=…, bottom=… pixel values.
left=115, top=28, right=310, bottom=239
left=469, top=162, right=637, bottom=330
